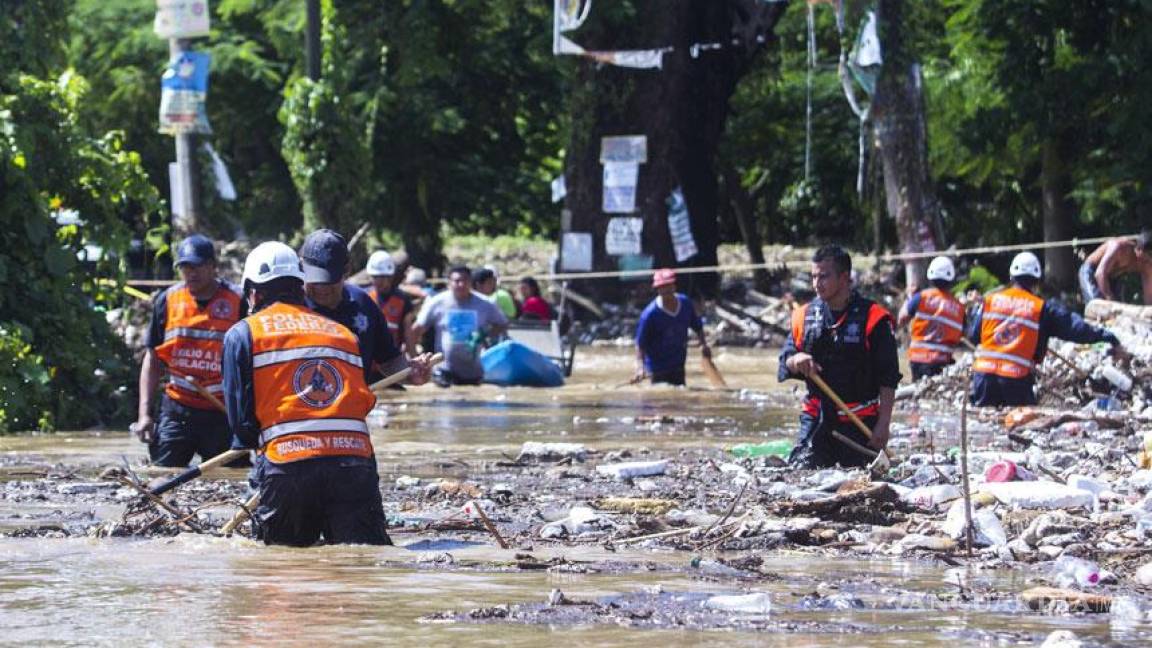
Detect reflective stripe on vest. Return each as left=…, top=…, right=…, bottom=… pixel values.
left=247, top=301, right=377, bottom=463
left=909, top=288, right=964, bottom=365
left=974, top=286, right=1043, bottom=379
left=169, top=375, right=224, bottom=395
left=252, top=346, right=364, bottom=370
left=154, top=283, right=241, bottom=410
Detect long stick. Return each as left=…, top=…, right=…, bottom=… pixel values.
left=468, top=500, right=509, bottom=549
left=960, top=395, right=975, bottom=557
left=148, top=448, right=248, bottom=496
left=184, top=374, right=227, bottom=414
left=832, top=431, right=880, bottom=460
left=701, top=353, right=728, bottom=388
left=809, top=373, right=891, bottom=474
left=1046, top=347, right=1090, bottom=382
left=809, top=373, right=875, bottom=442
left=369, top=353, right=443, bottom=393
left=221, top=492, right=260, bottom=536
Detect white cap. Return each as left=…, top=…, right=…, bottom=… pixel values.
left=1009, top=251, right=1042, bottom=279
left=366, top=250, right=395, bottom=277
left=405, top=267, right=427, bottom=285
left=926, top=256, right=956, bottom=282
left=243, top=241, right=305, bottom=285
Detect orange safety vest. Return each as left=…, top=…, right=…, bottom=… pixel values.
left=154, top=283, right=242, bottom=410
left=790, top=297, right=892, bottom=421
left=973, top=286, right=1043, bottom=379
left=908, top=287, right=965, bottom=365
left=247, top=301, right=378, bottom=464
left=367, top=287, right=407, bottom=347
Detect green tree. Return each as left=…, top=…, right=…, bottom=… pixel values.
left=2, top=0, right=161, bottom=431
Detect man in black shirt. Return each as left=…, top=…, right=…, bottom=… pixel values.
left=778, top=245, right=901, bottom=468
left=298, top=229, right=432, bottom=385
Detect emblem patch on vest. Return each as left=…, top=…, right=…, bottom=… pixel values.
left=210, top=299, right=234, bottom=320
left=993, top=323, right=1020, bottom=346
left=293, top=360, right=344, bottom=408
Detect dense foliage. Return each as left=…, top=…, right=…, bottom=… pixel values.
left=2, top=2, right=160, bottom=431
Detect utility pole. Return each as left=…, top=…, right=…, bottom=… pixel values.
left=306, top=0, right=321, bottom=81
left=169, top=37, right=201, bottom=237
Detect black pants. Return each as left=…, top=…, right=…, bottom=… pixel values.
left=788, top=410, right=877, bottom=469
left=255, top=457, right=391, bottom=547
left=149, top=396, right=245, bottom=468
left=650, top=367, right=686, bottom=386
left=433, top=366, right=483, bottom=387
left=910, top=361, right=948, bottom=381
left=970, top=372, right=1036, bottom=407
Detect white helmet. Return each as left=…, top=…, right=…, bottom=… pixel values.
left=366, top=250, right=395, bottom=276
left=1009, top=251, right=1042, bottom=279
left=243, top=241, right=305, bottom=285
left=926, top=256, right=956, bottom=282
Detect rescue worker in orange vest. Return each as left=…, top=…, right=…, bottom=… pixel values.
left=896, top=256, right=966, bottom=381
left=222, top=242, right=390, bottom=546
left=968, top=251, right=1122, bottom=407
left=780, top=246, right=901, bottom=468
left=365, top=250, right=417, bottom=355
left=131, top=235, right=246, bottom=467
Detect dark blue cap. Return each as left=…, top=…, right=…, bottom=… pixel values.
left=299, top=229, right=349, bottom=283
left=175, top=234, right=215, bottom=266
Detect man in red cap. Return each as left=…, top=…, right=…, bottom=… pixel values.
left=633, top=268, right=711, bottom=385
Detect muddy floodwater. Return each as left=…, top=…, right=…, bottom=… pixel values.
left=2, top=348, right=1149, bottom=646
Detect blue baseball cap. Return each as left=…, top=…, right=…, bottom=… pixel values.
left=299, top=229, right=349, bottom=283
left=175, top=234, right=215, bottom=266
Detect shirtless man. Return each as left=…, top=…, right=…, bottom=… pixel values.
left=1078, top=230, right=1152, bottom=304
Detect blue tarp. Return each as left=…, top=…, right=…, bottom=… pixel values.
left=481, top=340, right=565, bottom=387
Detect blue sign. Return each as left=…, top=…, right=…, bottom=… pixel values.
left=159, top=51, right=211, bottom=134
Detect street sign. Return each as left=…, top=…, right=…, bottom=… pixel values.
left=159, top=51, right=212, bottom=135
left=154, top=1, right=211, bottom=40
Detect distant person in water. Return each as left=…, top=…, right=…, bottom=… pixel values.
left=472, top=267, right=519, bottom=319
left=633, top=269, right=710, bottom=386
left=517, top=277, right=553, bottom=321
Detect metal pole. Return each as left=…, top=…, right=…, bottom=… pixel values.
left=306, top=0, right=322, bottom=81
left=169, top=38, right=200, bottom=236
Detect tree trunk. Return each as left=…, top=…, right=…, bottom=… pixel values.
left=562, top=0, right=786, bottom=302
left=721, top=161, right=770, bottom=292
left=1040, top=137, right=1076, bottom=291
left=873, top=0, right=942, bottom=291
left=397, top=174, right=445, bottom=276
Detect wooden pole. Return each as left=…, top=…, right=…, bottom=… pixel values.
left=960, top=394, right=975, bottom=557
left=221, top=492, right=260, bottom=536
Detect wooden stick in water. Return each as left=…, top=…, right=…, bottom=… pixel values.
left=221, top=492, right=260, bottom=536
left=960, top=394, right=975, bottom=557
left=467, top=500, right=509, bottom=549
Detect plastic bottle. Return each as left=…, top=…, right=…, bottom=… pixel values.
left=1051, top=555, right=1101, bottom=588
left=1101, top=366, right=1133, bottom=393
left=729, top=440, right=793, bottom=458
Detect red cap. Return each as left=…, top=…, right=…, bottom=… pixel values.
left=652, top=268, right=677, bottom=288
left=984, top=460, right=1017, bottom=483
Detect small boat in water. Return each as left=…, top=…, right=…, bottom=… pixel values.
left=481, top=340, right=565, bottom=387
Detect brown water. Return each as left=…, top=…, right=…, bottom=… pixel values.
left=1, top=348, right=1148, bottom=645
